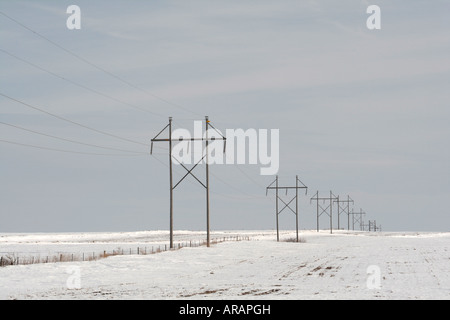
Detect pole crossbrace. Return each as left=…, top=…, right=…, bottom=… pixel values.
left=277, top=196, right=297, bottom=215
left=172, top=155, right=207, bottom=189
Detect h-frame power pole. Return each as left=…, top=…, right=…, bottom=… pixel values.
left=266, top=176, right=308, bottom=242
left=369, top=220, right=374, bottom=231
left=310, top=191, right=339, bottom=234
left=150, top=116, right=226, bottom=249
left=368, top=220, right=380, bottom=232
left=333, top=195, right=354, bottom=230
left=349, top=208, right=366, bottom=231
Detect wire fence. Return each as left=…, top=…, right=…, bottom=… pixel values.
left=0, top=235, right=251, bottom=268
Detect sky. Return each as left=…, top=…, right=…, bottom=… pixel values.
left=1, top=0, right=449, bottom=233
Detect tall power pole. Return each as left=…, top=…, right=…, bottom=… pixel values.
left=205, top=116, right=211, bottom=247
left=334, top=195, right=354, bottom=230
left=151, top=116, right=226, bottom=248
left=266, top=176, right=308, bottom=242
left=310, top=191, right=338, bottom=234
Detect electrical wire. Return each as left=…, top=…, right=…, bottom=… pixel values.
left=0, top=92, right=149, bottom=147
left=0, top=11, right=250, bottom=131
left=0, top=139, right=148, bottom=156
left=232, top=165, right=267, bottom=189
left=0, top=121, right=147, bottom=154
left=0, top=10, right=270, bottom=197
left=0, top=10, right=201, bottom=117
left=210, top=171, right=269, bottom=200
left=0, top=48, right=166, bottom=118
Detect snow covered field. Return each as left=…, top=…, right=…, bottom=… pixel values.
left=0, top=230, right=449, bottom=300
left=0, top=230, right=247, bottom=259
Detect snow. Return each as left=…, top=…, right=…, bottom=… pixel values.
left=0, top=230, right=449, bottom=300
left=0, top=230, right=247, bottom=257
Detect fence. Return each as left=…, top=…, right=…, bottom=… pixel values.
left=0, top=235, right=250, bottom=268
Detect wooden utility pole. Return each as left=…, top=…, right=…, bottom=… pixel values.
left=266, top=176, right=308, bottom=242
left=151, top=116, right=226, bottom=248
left=310, top=191, right=338, bottom=234
left=334, top=195, right=354, bottom=230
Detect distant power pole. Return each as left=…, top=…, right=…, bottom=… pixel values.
left=266, top=176, right=308, bottom=242
left=369, top=220, right=380, bottom=232
left=368, top=220, right=378, bottom=232
left=349, top=208, right=366, bottom=231
left=334, top=195, right=354, bottom=230
left=310, top=191, right=339, bottom=234
left=150, top=116, right=226, bottom=248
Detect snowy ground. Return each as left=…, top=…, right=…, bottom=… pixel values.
left=0, top=230, right=247, bottom=258
left=0, top=230, right=449, bottom=300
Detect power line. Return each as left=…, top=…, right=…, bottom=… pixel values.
left=210, top=170, right=269, bottom=200
left=0, top=48, right=165, bottom=118
left=0, top=92, right=149, bottom=147
left=233, top=165, right=266, bottom=189
left=0, top=139, right=147, bottom=156
left=1, top=99, right=263, bottom=199
left=0, top=11, right=274, bottom=201
left=0, top=11, right=259, bottom=130
left=0, top=10, right=201, bottom=117
left=0, top=121, right=147, bottom=154
left=3, top=92, right=265, bottom=195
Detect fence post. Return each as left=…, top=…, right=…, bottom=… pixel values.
left=137, top=247, right=140, bottom=255
left=82, top=253, right=84, bottom=261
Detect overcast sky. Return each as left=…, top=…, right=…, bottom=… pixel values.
left=1, top=0, right=449, bottom=233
